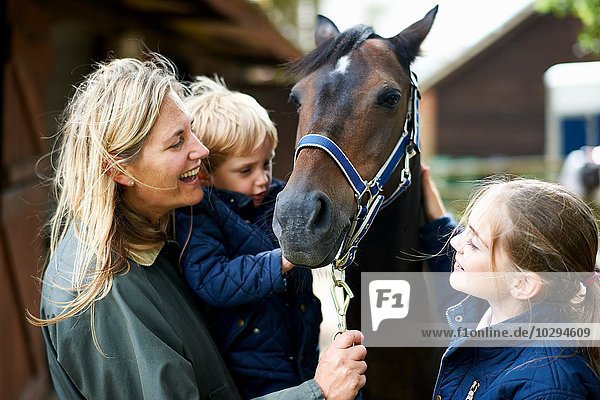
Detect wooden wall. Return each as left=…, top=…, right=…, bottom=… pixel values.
left=2, top=0, right=52, bottom=398
left=430, top=14, right=600, bottom=157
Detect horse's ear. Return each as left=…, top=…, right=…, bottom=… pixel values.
left=389, top=5, right=438, bottom=65
left=315, top=15, right=340, bottom=47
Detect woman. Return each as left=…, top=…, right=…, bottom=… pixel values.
left=29, top=55, right=366, bottom=399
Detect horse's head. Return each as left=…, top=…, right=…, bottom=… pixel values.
left=273, top=7, right=437, bottom=268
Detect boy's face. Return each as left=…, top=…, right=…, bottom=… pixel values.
left=211, top=138, right=274, bottom=206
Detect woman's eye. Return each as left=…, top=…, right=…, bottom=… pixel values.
left=170, top=137, right=184, bottom=149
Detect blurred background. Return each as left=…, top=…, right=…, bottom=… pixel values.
left=3, top=0, right=600, bottom=398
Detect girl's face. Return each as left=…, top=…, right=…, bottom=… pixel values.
left=123, top=91, right=209, bottom=222
left=449, top=193, right=513, bottom=303
left=211, top=138, right=274, bottom=206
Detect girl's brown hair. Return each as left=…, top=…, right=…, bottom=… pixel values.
left=462, top=177, right=600, bottom=375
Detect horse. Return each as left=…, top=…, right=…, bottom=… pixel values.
left=272, top=7, right=442, bottom=399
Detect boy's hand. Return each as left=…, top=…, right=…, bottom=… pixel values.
left=421, top=164, right=446, bottom=222
left=281, top=255, right=294, bottom=273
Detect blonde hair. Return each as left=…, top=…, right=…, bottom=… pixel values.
left=184, top=76, right=277, bottom=172
left=28, top=55, right=184, bottom=336
left=460, top=177, right=600, bottom=374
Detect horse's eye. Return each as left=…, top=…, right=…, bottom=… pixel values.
left=379, top=90, right=401, bottom=109
left=288, top=93, right=301, bottom=110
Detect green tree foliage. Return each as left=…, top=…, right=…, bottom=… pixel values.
left=536, top=0, right=600, bottom=54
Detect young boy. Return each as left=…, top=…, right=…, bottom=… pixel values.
left=175, top=77, right=322, bottom=399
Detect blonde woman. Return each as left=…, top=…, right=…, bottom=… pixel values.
left=30, top=55, right=366, bottom=399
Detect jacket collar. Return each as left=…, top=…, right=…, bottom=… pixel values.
left=447, top=296, right=570, bottom=329
left=445, top=296, right=571, bottom=353
left=209, top=179, right=285, bottom=210
left=128, top=242, right=165, bottom=266
left=446, top=295, right=487, bottom=330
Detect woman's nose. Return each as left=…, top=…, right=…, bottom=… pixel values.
left=190, top=136, right=209, bottom=160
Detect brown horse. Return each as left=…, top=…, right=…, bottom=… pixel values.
left=273, top=7, right=441, bottom=399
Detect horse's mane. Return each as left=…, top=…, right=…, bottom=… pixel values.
left=288, top=25, right=377, bottom=79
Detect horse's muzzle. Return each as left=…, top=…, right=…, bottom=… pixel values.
left=273, top=188, right=344, bottom=268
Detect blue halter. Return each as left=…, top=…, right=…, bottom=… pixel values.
left=294, top=75, right=421, bottom=270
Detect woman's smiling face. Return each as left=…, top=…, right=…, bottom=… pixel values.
left=122, top=91, right=209, bottom=222
left=449, top=192, right=513, bottom=303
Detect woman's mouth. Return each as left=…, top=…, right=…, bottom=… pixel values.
left=178, top=166, right=201, bottom=183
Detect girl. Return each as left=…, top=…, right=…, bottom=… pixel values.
left=420, top=170, right=600, bottom=399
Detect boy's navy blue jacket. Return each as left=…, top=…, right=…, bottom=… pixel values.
left=420, top=217, right=600, bottom=399
left=175, top=179, right=322, bottom=399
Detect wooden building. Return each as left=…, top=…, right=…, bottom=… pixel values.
left=2, top=0, right=302, bottom=397
left=420, top=7, right=600, bottom=159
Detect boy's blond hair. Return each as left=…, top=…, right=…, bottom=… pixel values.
left=185, top=76, right=278, bottom=172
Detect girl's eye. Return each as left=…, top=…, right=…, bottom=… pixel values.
left=239, top=168, right=251, bottom=174
left=466, top=239, right=479, bottom=250
left=264, top=160, right=272, bottom=169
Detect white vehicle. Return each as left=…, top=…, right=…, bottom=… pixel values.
left=545, top=61, right=600, bottom=199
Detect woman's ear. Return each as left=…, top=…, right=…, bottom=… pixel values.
left=111, top=170, right=134, bottom=187
left=509, top=272, right=542, bottom=300
left=103, top=158, right=134, bottom=187
left=106, top=164, right=134, bottom=187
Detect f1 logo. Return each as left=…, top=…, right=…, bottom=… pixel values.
left=369, top=280, right=410, bottom=331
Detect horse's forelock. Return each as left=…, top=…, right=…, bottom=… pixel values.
left=288, top=25, right=377, bottom=79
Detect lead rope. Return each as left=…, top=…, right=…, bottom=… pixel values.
left=330, top=266, right=354, bottom=341
left=329, top=264, right=363, bottom=399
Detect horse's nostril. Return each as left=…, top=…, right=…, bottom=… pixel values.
left=308, top=191, right=333, bottom=233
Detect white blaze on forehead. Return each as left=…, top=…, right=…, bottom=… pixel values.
left=332, top=55, right=351, bottom=75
